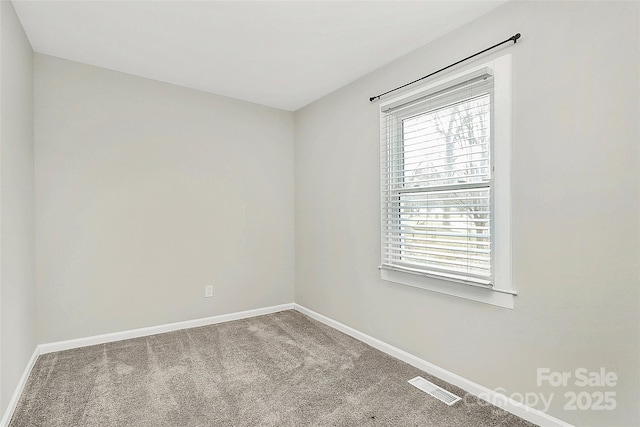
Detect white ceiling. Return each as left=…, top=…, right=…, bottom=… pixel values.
left=12, top=1, right=507, bottom=111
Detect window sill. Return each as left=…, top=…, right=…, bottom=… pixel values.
left=380, top=267, right=515, bottom=309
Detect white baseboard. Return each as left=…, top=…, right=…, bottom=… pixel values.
left=4, top=302, right=573, bottom=427
left=0, top=347, right=40, bottom=427
left=294, top=304, right=574, bottom=427
left=39, top=303, right=295, bottom=354
left=2, top=303, right=292, bottom=424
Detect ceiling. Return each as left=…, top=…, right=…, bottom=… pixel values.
left=12, top=1, right=507, bottom=111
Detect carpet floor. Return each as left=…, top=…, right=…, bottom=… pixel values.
left=10, top=310, right=537, bottom=426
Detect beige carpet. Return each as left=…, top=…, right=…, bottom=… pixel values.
left=10, top=310, right=537, bottom=426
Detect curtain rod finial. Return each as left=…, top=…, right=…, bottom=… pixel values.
left=512, top=33, right=521, bottom=43
left=370, top=96, right=378, bottom=102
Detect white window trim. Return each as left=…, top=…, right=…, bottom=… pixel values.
left=379, top=54, right=515, bottom=309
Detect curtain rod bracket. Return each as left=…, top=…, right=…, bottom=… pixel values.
left=369, top=32, right=522, bottom=103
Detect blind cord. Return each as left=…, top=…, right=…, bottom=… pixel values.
left=369, top=33, right=521, bottom=102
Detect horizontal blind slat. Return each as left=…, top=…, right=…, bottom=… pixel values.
left=382, top=236, right=491, bottom=247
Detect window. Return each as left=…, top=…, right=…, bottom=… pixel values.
left=379, top=56, right=514, bottom=308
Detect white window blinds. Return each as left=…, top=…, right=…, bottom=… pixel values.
left=380, top=71, right=494, bottom=286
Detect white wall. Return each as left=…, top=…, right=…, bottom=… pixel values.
left=0, top=0, right=36, bottom=414
left=34, top=54, right=295, bottom=343
left=294, top=2, right=639, bottom=426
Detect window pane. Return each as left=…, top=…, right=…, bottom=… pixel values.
left=393, top=188, right=491, bottom=278
left=401, top=94, right=490, bottom=189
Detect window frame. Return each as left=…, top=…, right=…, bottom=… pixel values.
left=379, top=54, right=515, bottom=309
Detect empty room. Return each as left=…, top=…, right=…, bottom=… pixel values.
left=1, top=0, right=638, bottom=426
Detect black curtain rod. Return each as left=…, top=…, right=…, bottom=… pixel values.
left=369, top=33, right=521, bottom=102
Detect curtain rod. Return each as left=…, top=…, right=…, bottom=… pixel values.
left=369, top=33, right=521, bottom=102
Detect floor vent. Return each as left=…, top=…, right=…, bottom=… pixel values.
left=408, top=376, right=461, bottom=406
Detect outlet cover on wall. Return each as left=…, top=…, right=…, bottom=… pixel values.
left=205, top=285, right=214, bottom=298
